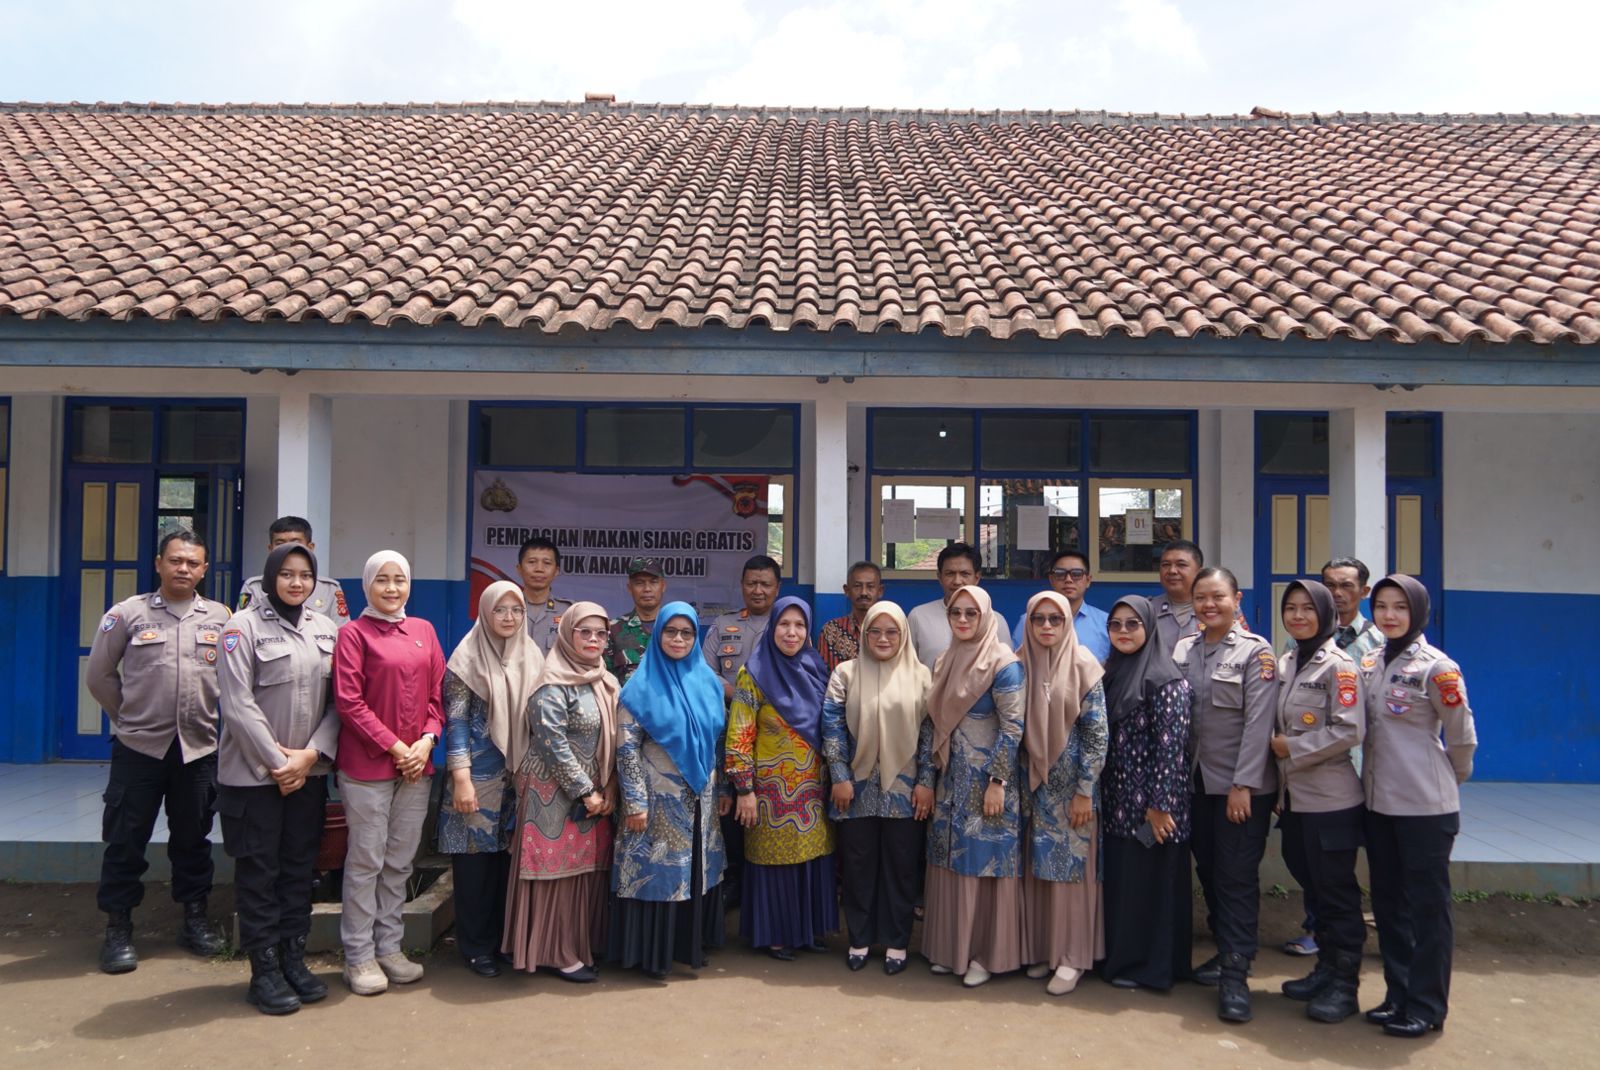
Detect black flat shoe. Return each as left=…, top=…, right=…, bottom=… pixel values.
left=1383, top=1015, right=1443, bottom=1039
left=801, top=940, right=828, bottom=954
left=464, top=955, right=501, bottom=978
left=645, top=968, right=669, bottom=981
left=847, top=952, right=868, bottom=971
left=1109, top=977, right=1141, bottom=990
left=555, top=964, right=599, bottom=984
left=766, top=947, right=796, bottom=962
left=883, top=956, right=908, bottom=976
left=1364, top=1000, right=1403, bottom=1025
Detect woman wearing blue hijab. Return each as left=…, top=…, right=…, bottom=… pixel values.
left=726, top=595, right=838, bottom=959
left=609, top=602, right=730, bottom=980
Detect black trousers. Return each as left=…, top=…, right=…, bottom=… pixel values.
left=215, top=777, right=328, bottom=952
left=835, top=816, right=925, bottom=950
left=1190, top=789, right=1274, bottom=959
left=450, top=849, right=511, bottom=960
left=1277, top=796, right=1320, bottom=931
left=1279, top=803, right=1365, bottom=956
left=98, top=738, right=217, bottom=914
left=1366, top=810, right=1458, bottom=1025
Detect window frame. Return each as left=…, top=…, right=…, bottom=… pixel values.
left=870, top=475, right=978, bottom=580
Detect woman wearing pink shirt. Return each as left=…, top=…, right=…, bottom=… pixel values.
left=334, top=551, right=445, bottom=996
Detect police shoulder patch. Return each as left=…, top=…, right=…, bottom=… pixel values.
left=222, top=631, right=242, bottom=653
left=1256, top=651, right=1276, bottom=681
left=1432, top=669, right=1464, bottom=708
left=100, top=613, right=120, bottom=633
left=334, top=589, right=349, bottom=618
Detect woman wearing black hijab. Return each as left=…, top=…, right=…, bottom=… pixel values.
left=215, top=543, right=342, bottom=1014
left=1359, top=574, right=1476, bottom=1039
left=1268, top=580, right=1366, bottom=1023
left=1095, top=595, right=1195, bottom=991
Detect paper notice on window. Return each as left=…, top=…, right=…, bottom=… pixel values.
left=1015, top=505, right=1051, bottom=551
left=1124, top=508, right=1154, bottom=545
left=882, top=498, right=916, bottom=543
left=916, top=507, right=962, bottom=540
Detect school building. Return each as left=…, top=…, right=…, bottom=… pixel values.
left=1, top=102, right=1596, bottom=780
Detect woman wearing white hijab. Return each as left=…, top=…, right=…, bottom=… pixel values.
left=334, top=551, right=446, bottom=996
left=436, top=581, right=545, bottom=978
left=820, top=601, right=933, bottom=975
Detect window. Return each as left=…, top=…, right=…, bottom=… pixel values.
left=584, top=407, right=686, bottom=468
left=71, top=405, right=154, bottom=464
left=478, top=406, right=578, bottom=467
left=1387, top=414, right=1437, bottom=479
left=161, top=408, right=243, bottom=464
left=868, top=409, right=1194, bottom=580
left=694, top=408, right=795, bottom=469
left=1258, top=413, right=1329, bottom=475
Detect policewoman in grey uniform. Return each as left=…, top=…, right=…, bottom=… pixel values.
left=1173, top=566, right=1277, bottom=1024
left=86, top=528, right=232, bottom=974
left=1360, top=574, right=1476, bottom=1039
left=1268, top=579, right=1366, bottom=1023
left=216, top=542, right=341, bottom=1015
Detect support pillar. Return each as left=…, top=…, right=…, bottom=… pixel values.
left=1328, top=406, right=1387, bottom=577
left=808, top=395, right=850, bottom=618
left=275, top=386, right=333, bottom=555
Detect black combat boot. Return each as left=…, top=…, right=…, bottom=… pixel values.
left=100, top=911, right=138, bottom=974
left=278, top=934, right=328, bottom=1002
left=1307, top=949, right=1362, bottom=1023
left=1217, top=952, right=1253, bottom=1023
left=177, top=899, right=226, bottom=957
left=247, top=946, right=302, bottom=1016
left=1282, top=947, right=1336, bottom=1001
left=1191, top=952, right=1221, bottom=986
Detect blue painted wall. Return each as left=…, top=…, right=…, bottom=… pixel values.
left=0, top=576, right=60, bottom=763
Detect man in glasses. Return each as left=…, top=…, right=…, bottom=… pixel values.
left=1011, top=550, right=1110, bottom=663
left=606, top=556, right=667, bottom=685
left=907, top=542, right=1011, bottom=671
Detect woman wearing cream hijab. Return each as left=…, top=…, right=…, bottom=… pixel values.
left=820, top=601, right=933, bottom=975
left=436, top=581, right=544, bottom=977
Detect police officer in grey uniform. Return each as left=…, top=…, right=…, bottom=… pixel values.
left=1173, top=565, right=1278, bottom=1024
left=517, top=536, right=573, bottom=655
left=703, top=554, right=781, bottom=700
left=1268, top=579, right=1366, bottom=1023
left=237, top=516, right=350, bottom=627
left=1151, top=540, right=1204, bottom=656
left=216, top=541, right=341, bottom=1015
left=86, top=529, right=232, bottom=974
left=1359, top=574, right=1476, bottom=1040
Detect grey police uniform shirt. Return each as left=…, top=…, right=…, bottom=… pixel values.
left=1151, top=595, right=1200, bottom=658
left=526, top=596, right=574, bottom=655
left=907, top=597, right=1014, bottom=672
left=215, top=604, right=341, bottom=788
left=704, top=609, right=771, bottom=688
left=238, top=574, right=350, bottom=627
left=1359, top=638, right=1477, bottom=817
left=86, top=591, right=233, bottom=762
left=1275, top=639, right=1365, bottom=812
left=1174, top=625, right=1280, bottom=797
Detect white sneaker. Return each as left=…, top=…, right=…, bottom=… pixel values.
left=961, top=963, right=992, bottom=988
left=1026, top=963, right=1050, bottom=979
left=376, top=952, right=425, bottom=984
left=343, top=959, right=388, bottom=996
left=1047, top=966, right=1082, bottom=996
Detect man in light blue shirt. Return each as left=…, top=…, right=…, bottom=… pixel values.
left=1014, top=550, right=1110, bottom=663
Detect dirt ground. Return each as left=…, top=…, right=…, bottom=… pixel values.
left=2, top=882, right=1596, bottom=1070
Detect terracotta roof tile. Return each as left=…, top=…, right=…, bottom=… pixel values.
left=2, top=102, right=1598, bottom=344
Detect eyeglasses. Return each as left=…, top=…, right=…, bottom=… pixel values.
left=1106, top=619, right=1145, bottom=633
left=573, top=627, right=608, bottom=641
left=864, top=627, right=902, bottom=641
left=946, top=607, right=981, bottom=621
left=1029, top=613, right=1067, bottom=627
left=661, top=626, right=697, bottom=641
left=1048, top=568, right=1089, bottom=581
left=490, top=606, right=526, bottom=620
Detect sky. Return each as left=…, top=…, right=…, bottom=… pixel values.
left=3, top=0, right=1597, bottom=115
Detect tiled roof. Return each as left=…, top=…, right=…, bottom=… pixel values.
left=2, top=102, right=1598, bottom=345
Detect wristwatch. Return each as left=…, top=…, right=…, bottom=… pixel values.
left=988, top=775, right=1007, bottom=787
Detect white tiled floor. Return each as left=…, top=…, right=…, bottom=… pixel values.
left=1, top=762, right=1597, bottom=864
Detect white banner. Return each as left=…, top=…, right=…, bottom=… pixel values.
left=470, top=471, right=769, bottom=622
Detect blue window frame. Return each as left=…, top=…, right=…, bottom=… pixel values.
left=866, top=408, right=1198, bottom=582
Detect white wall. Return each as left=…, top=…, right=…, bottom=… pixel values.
left=1443, top=412, right=1600, bottom=594
left=5, top=395, right=61, bottom=576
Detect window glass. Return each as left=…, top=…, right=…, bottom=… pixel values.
left=585, top=407, right=686, bottom=468
left=878, top=482, right=967, bottom=571
left=1387, top=414, right=1437, bottom=479
left=980, top=414, right=1081, bottom=472
left=1088, top=413, right=1189, bottom=472
left=766, top=481, right=786, bottom=570
left=1258, top=413, right=1329, bottom=475
left=872, top=411, right=974, bottom=471
left=978, top=480, right=1081, bottom=579
left=479, top=406, right=578, bottom=467
left=71, top=406, right=154, bottom=464
left=161, top=408, right=243, bottom=464
left=693, top=408, right=794, bottom=469
left=1096, top=484, right=1187, bottom=574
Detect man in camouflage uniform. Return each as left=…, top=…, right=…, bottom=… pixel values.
left=606, top=556, right=667, bottom=685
